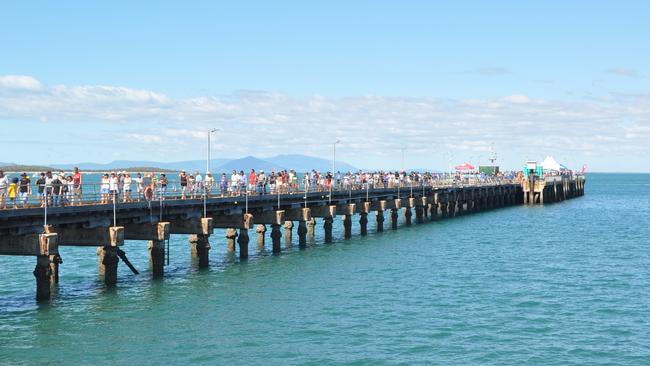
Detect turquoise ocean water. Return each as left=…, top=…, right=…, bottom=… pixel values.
left=1, top=173, right=649, bottom=365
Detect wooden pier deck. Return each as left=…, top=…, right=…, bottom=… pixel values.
left=0, top=177, right=585, bottom=301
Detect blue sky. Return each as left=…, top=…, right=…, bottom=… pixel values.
left=1, top=1, right=649, bottom=171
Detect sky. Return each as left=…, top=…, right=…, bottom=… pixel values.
left=1, top=0, right=649, bottom=172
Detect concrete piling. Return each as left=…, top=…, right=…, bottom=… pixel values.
left=34, top=255, right=52, bottom=301
left=306, top=219, right=315, bottom=240
left=97, top=246, right=119, bottom=286
left=270, top=224, right=282, bottom=253
left=359, top=212, right=368, bottom=236
left=297, top=221, right=308, bottom=248
left=323, top=216, right=333, bottom=243
left=343, top=215, right=352, bottom=239
left=188, top=234, right=210, bottom=268
left=226, top=228, right=238, bottom=252
left=148, top=240, right=165, bottom=278
left=376, top=211, right=384, bottom=232
left=284, top=221, right=293, bottom=247
left=237, top=228, right=249, bottom=260
left=390, top=209, right=398, bottom=229
left=256, top=224, right=266, bottom=250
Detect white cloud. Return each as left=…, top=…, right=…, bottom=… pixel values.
left=1, top=74, right=649, bottom=171
left=0, top=75, right=43, bottom=91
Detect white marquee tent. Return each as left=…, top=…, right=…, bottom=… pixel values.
left=541, top=156, right=561, bottom=171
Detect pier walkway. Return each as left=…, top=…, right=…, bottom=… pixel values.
left=0, top=176, right=585, bottom=301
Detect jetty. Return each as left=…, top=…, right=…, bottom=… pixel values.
left=0, top=175, right=585, bottom=301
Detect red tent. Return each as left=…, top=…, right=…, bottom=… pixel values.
left=454, top=162, right=475, bottom=171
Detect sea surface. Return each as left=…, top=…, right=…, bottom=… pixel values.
left=1, top=173, right=649, bottom=365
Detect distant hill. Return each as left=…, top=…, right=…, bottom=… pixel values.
left=266, top=154, right=358, bottom=173
left=7, top=154, right=358, bottom=174
left=214, top=156, right=284, bottom=174
left=0, top=164, right=55, bottom=172
left=53, top=159, right=229, bottom=172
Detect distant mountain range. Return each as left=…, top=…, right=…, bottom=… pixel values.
left=1, top=155, right=358, bottom=173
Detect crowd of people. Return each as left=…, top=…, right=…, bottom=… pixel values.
left=0, top=168, right=83, bottom=209
left=0, top=167, right=517, bottom=209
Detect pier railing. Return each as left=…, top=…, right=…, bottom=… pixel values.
left=0, top=175, right=517, bottom=210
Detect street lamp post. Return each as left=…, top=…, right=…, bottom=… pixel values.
left=330, top=139, right=341, bottom=203
left=206, top=128, right=220, bottom=174
left=205, top=128, right=220, bottom=218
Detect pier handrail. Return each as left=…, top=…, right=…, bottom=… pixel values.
left=0, top=174, right=525, bottom=210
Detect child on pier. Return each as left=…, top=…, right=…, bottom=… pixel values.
left=7, top=177, right=18, bottom=209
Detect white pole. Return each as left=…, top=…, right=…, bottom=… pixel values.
left=207, top=130, right=211, bottom=174
left=330, top=139, right=341, bottom=203
left=43, top=186, right=48, bottom=229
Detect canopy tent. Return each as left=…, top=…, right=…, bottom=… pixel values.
left=454, top=162, right=475, bottom=171
left=541, top=156, right=561, bottom=171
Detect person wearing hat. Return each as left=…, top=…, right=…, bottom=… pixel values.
left=19, top=173, right=31, bottom=208
left=179, top=170, right=188, bottom=199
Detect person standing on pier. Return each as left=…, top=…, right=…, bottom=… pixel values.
left=36, top=173, right=46, bottom=207
left=0, top=170, right=7, bottom=209
left=100, top=173, right=110, bottom=204
left=179, top=170, right=188, bottom=199
left=72, top=167, right=82, bottom=206
left=194, top=171, right=202, bottom=199
left=134, top=172, right=143, bottom=201
left=204, top=172, right=214, bottom=197
left=159, top=173, right=168, bottom=200
left=239, top=170, right=246, bottom=195
left=19, top=173, right=31, bottom=208
left=248, top=169, right=257, bottom=194
left=123, top=173, right=132, bottom=203
left=257, top=170, right=267, bottom=195
left=7, top=177, right=18, bottom=209
left=109, top=172, right=119, bottom=203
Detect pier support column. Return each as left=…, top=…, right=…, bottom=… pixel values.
left=226, top=228, right=238, bottom=252
left=49, top=254, right=61, bottom=285
left=297, top=221, right=308, bottom=248
left=343, top=215, right=353, bottom=239
left=270, top=224, right=282, bottom=253
left=188, top=234, right=210, bottom=268
left=404, top=207, right=412, bottom=226
left=148, top=240, right=165, bottom=278
left=415, top=206, right=424, bottom=224
left=34, top=255, right=52, bottom=301
left=97, top=246, right=119, bottom=286
left=359, top=212, right=368, bottom=236
left=449, top=201, right=457, bottom=217
left=390, top=209, right=399, bottom=229
left=323, top=216, right=333, bottom=243
left=376, top=211, right=385, bottom=232
left=429, top=203, right=438, bottom=220
left=237, top=229, right=249, bottom=260
left=306, top=219, right=315, bottom=240
left=256, top=224, right=266, bottom=250
left=284, top=221, right=293, bottom=247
